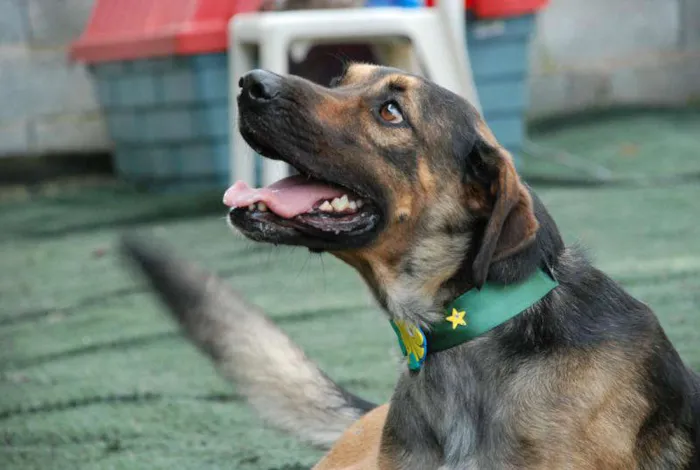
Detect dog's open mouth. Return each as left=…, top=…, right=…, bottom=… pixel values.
left=226, top=70, right=384, bottom=250
left=224, top=167, right=381, bottom=249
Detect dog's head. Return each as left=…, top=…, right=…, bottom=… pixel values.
left=227, top=65, right=541, bottom=323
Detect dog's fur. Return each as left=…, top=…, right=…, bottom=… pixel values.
left=122, top=64, right=700, bottom=469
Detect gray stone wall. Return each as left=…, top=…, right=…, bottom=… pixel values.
left=0, top=0, right=698, bottom=157
left=0, top=0, right=106, bottom=158
left=528, top=0, right=700, bottom=117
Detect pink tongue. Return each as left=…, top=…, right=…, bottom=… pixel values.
left=223, top=175, right=345, bottom=219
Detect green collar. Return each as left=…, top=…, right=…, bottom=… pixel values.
left=390, top=268, right=558, bottom=371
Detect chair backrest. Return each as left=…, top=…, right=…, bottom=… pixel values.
left=435, top=0, right=482, bottom=112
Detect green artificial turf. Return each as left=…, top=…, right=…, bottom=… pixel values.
left=1, top=110, right=699, bottom=469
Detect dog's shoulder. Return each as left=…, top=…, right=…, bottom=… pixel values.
left=313, top=404, right=390, bottom=470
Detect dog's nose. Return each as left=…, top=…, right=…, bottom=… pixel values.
left=239, top=69, right=281, bottom=102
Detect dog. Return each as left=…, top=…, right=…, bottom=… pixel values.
left=121, top=64, right=700, bottom=469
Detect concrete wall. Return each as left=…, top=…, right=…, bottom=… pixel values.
left=528, top=0, right=700, bottom=117
left=0, top=0, right=106, bottom=158
left=0, top=0, right=698, bottom=157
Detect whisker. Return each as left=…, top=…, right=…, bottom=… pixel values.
left=319, top=253, right=327, bottom=293
left=296, top=251, right=311, bottom=279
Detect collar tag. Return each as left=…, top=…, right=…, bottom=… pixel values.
left=390, top=319, right=427, bottom=371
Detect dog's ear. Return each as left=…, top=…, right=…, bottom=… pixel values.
left=461, top=130, right=539, bottom=288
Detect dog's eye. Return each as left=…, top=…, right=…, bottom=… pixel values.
left=379, top=102, right=404, bottom=124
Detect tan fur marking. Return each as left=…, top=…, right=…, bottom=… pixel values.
left=343, top=64, right=379, bottom=86
left=510, top=347, right=652, bottom=469
left=313, top=404, right=392, bottom=470
left=463, top=182, right=488, bottom=213
left=395, top=192, right=413, bottom=221
left=315, top=95, right=361, bottom=127
left=477, top=119, right=499, bottom=147
left=416, top=237, right=467, bottom=298
left=417, top=158, right=435, bottom=195
left=333, top=167, right=424, bottom=301
left=380, top=74, right=420, bottom=91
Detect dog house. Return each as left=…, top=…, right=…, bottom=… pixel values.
left=70, top=0, right=260, bottom=189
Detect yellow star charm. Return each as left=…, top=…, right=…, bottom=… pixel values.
left=445, top=308, right=467, bottom=329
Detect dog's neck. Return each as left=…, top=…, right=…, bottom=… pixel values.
left=383, top=190, right=565, bottom=330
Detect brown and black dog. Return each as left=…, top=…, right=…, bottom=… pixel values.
left=122, top=64, right=700, bottom=469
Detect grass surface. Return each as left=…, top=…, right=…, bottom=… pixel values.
left=1, top=111, right=700, bottom=469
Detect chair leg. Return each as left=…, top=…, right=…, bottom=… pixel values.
left=411, top=27, right=481, bottom=113
left=259, top=36, right=292, bottom=186
left=230, top=35, right=257, bottom=185
left=372, top=40, right=418, bottom=74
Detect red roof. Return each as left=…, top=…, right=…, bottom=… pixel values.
left=70, top=0, right=261, bottom=63
left=426, top=0, right=548, bottom=18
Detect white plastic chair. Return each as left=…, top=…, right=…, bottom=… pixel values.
left=228, top=1, right=482, bottom=185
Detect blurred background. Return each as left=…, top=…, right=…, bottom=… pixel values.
left=1, top=1, right=699, bottom=469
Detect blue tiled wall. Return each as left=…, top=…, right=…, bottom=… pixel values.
left=92, top=53, right=230, bottom=188
left=467, top=14, right=536, bottom=160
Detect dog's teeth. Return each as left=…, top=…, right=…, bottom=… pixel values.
left=348, top=201, right=357, bottom=211
left=319, top=201, right=333, bottom=212
left=356, top=200, right=364, bottom=209
left=257, top=202, right=268, bottom=212
left=332, top=195, right=349, bottom=212
left=248, top=204, right=255, bottom=211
